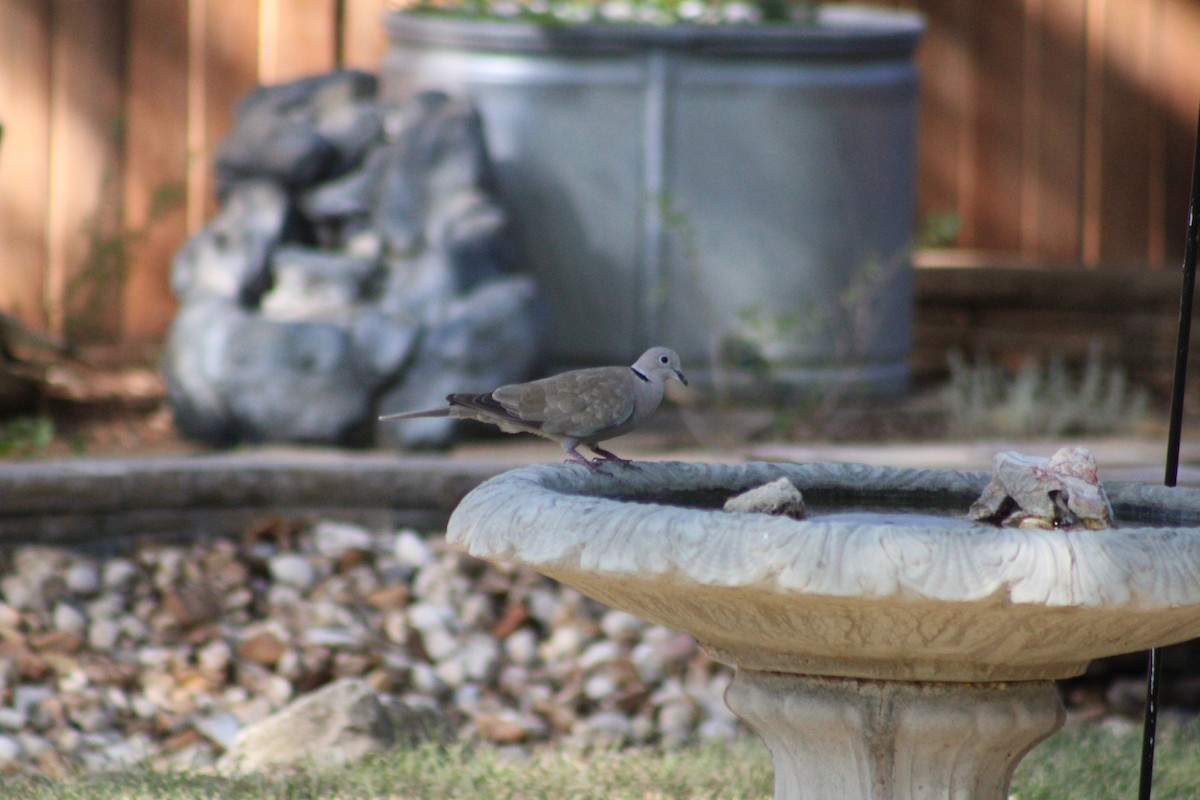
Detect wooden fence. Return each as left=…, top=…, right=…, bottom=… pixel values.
left=1, top=0, right=1199, bottom=345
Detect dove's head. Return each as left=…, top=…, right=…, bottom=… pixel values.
left=634, top=347, right=688, bottom=387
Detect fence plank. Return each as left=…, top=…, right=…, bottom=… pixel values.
left=1094, top=0, right=1156, bottom=267
left=123, top=0, right=190, bottom=342
left=259, top=0, right=338, bottom=83
left=46, top=0, right=126, bottom=341
left=191, top=0, right=261, bottom=225
left=912, top=0, right=970, bottom=240
left=0, top=0, right=52, bottom=330
left=964, top=0, right=1025, bottom=252
left=1157, top=0, right=1200, bottom=266
left=1025, top=0, right=1087, bottom=264
left=341, top=0, right=392, bottom=70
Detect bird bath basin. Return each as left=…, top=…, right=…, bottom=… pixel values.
left=447, top=461, right=1200, bottom=800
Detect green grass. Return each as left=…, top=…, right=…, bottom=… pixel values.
left=4, top=719, right=1199, bottom=799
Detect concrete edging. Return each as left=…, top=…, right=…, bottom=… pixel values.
left=0, top=452, right=510, bottom=548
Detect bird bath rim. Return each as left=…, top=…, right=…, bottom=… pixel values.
left=447, top=460, right=1200, bottom=682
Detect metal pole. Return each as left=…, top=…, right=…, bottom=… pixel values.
left=1141, top=99, right=1200, bottom=800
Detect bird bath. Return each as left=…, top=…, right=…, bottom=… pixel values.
left=447, top=461, right=1200, bottom=800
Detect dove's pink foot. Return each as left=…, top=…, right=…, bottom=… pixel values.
left=588, top=445, right=640, bottom=470
left=565, top=448, right=602, bottom=470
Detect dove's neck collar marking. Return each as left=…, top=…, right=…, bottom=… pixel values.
left=630, top=366, right=650, bottom=383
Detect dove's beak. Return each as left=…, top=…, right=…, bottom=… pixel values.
left=675, top=370, right=688, bottom=387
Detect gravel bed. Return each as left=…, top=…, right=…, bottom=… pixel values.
left=0, top=518, right=739, bottom=776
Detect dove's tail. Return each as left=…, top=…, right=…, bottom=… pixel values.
left=378, top=406, right=451, bottom=422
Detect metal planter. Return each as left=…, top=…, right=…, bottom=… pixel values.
left=383, top=6, right=924, bottom=397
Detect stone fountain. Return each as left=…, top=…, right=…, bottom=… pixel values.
left=447, top=460, right=1200, bottom=800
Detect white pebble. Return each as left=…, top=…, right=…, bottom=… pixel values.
left=393, top=530, right=433, bottom=568
left=540, top=625, right=587, bottom=664
left=575, top=711, right=633, bottom=744
left=65, top=563, right=101, bottom=596
left=268, top=554, right=317, bottom=590
left=102, top=560, right=140, bottom=593
left=313, top=521, right=373, bottom=559
left=407, top=602, right=455, bottom=634
left=658, top=700, right=698, bottom=746
left=194, top=712, right=242, bottom=750
left=631, top=642, right=667, bottom=683
left=434, top=657, right=468, bottom=689
left=498, top=664, right=530, bottom=696
left=197, top=639, right=232, bottom=674
left=460, top=634, right=499, bottom=681
left=697, top=718, right=740, bottom=743
left=0, top=708, right=27, bottom=731
left=0, top=734, right=20, bottom=765
left=524, top=587, right=561, bottom=627
left=600, top=610, right=644, bottom=642
left=421, top=629, right=460, bottom=662
left=86, top=617, right=120, bottom=650
left=410, top=662, right=446, bottom=696
left=504, top=628, right=539, bottom=666
left=584, top=673, right=617, bottom=701
left=453, top=683, right=482, bottom=713
left=579, top=640, right=621, bottom=671
left=52, top=602, right=87, bottom=637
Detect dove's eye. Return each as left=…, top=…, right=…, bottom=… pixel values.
left=659, top=355, right=669, bottom=364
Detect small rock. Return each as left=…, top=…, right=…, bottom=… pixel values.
left=658, top=700, right=698, bottom=747
left=194, top=714, right=243, bottom=753
left=0, top=734, right=20, bottom=765
left=574, top=711, right=633, bottom=745
left=268, top=554, right=317, bottom=590
left=313, top=521, right=374, bottom=560
left=87, top=618, right=122, bottom=651
left=198, top=639, right=234, bottom=675
left=366, top=583, right=410, bottom=610
left=102, top=560, right=140, bottom=594
left=217, top=679, right=442, bottom=774
left=0, top=708, right=27, bottom=731
left=0, top=602, right=20, bottom=629
left=723, top=477, right=807, bottom=519
left=163, top=582, right=222, bottom=628
left=302, top=625, right=367, bottom=649
left=504, top=628, right=539, bottom=667
left=52, top=603, right=88, bottom=638
left=697, top=717, right=739, bottom=743
left=473, top=710, right=545, bottom=744
left=599, top=610, right=644, bottom=643
left=584, top=674, right=617, bottom=702
left=65, top=564, right=102, bottom=597
left=393, top=531, right=434, bottom=569
left=1, top=575, right=39, bottom=612
left=237, top=631, right=288, bottom=667
left=579, top=640, right=622, bottom=672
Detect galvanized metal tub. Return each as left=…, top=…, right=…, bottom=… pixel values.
left=383, top=6, right=924, bottom=398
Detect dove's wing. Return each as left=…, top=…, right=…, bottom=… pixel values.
left=490, top=366, right=636, bottom=440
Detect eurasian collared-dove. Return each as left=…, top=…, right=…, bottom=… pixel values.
left=379, top=347, right=687, bottom=467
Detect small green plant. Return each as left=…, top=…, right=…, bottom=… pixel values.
left=0, top=416, right=56, bottom=457
left=917, top=209, right=961, bottom=249
left=943, top=344, right=1151, bottom=438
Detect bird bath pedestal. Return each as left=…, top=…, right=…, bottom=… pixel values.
left=447, top=462, right=1200, bottom=800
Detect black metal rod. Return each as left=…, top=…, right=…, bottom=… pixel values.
left=1141, top=99, right=1200, bottom=800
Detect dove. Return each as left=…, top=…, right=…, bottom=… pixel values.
left=379, top=347, right=687, bottom=468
